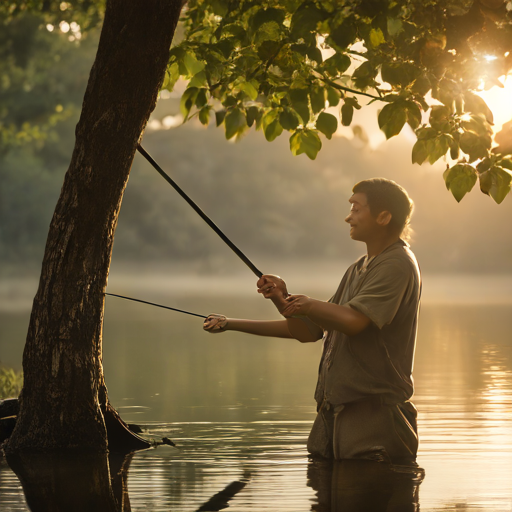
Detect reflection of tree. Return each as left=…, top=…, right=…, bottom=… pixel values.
left=7, top=449, right=251, bottom=512
left=7, top=450, right=135, bottom=512
left=308, top=458, right=424, bottom=512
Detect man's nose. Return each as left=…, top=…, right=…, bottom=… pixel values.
left=345, top=213, right=352, bottom=223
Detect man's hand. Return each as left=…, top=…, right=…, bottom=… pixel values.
left=281, top=294, right=315, bottom=318
left=257, top=274, right=289, bottom=300
left=203, top=314, right=228, bottom=333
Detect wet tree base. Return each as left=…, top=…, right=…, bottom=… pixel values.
left=0, top=398, right=150, bottom=453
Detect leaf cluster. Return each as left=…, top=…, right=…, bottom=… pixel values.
left=0, top=10, right=100, bottom=153
left=0, top=365, right=23, bottom=399
left=167, top=0, right=512, bottom=202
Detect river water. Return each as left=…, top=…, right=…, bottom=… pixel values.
left=0, top=272, right=511, bottom=511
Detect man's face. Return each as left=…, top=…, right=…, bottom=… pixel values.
left=345, top=192, right=380, bottom=242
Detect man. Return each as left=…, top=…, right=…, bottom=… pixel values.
left=203, top=178, right=421, bottom=465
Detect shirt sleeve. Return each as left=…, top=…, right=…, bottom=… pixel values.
left=345, top=258, right=412, bottom=329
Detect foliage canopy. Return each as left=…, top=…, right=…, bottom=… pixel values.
left=2, top=0, right=512, bottom=202
left=166, top=0, right=512, bottom=202
left=0, top=1, right=102, bottom=151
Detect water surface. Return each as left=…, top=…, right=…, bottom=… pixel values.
left=1, top=277, right=511, bottom=511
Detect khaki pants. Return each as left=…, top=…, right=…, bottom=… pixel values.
left=307, top=398, right=419, bottom=464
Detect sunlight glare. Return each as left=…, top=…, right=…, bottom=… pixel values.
left=477, top=75, right=512, bottom=133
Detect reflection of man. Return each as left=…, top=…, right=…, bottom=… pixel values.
left=204, top=178, right=421, bottom=465
left=307, top=458, right=423, bottom=512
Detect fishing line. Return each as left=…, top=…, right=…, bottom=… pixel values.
left=105, top=292, right=207, bottom=319
left=136, top=144, right=263, bottom=279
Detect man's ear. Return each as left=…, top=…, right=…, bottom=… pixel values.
left=376, top=210, right=392, bottom=227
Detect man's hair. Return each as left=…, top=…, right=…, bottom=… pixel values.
left=352, top=178, right=414, bottom=240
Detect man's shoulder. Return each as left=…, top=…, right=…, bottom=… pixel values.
left=380, top=241, right=419, bottom=267
left=372, top=242, right=421, bottom=282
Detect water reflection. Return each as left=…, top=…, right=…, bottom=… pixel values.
left=6, top=451, right=119, bottom=512
left=308, top=458, right=423, bottom=512
left=1, top=297, right=511, bottom=510
left=5, top=436, right=425, bottom=512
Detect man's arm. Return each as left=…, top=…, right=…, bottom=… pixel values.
left=203, top=315, right=322, bottom=342
left=256, top=274, right=324, bottom=342
left=281, top=295, right=371, bottom=337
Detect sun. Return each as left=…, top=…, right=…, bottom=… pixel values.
left=476, top=75, right=512, bottom=134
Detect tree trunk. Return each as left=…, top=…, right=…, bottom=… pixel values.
left=6, top=0, right=182, bottom=453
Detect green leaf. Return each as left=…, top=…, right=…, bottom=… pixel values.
left=429, top=105, right=452, bottom=131
left=326, top=87, right=341, bottom=107
left=499, top=158, right=512, bottom=171
left=417, top=127, right=437, bottom=140
left=428, top=134, right=451, bottom=164
left=289, top=130, right=322, bottom=160
left=307, top=46, right=323, bottom=64
left=341, top=103, right=354, bottom=126
left=344, top=96, right=362, bottom=110
left=411, top=74, right=432, bottom=96
left=215, top=110, right=226, bottom=127
left=443, top=163, right=478, bottom=202
left=405, top=101, right=422, bottom=130
left=459, top=131, right=490, bottom=162
left=251, top=7, right=286, bottom=33
left=253, top=21, right=282, bottom=44
left=322, top=53, right=351, bottom=77
left=189, top=71, right=207, bottom=88
left=310, top=87, right=325, bottom=114
left=352, top=61, right=377, bottom=90
left=381, top=62, right=420, bottom=88
left=183, top=52, right=205, bottom=77
left=290, top=3, right=325, bottom=40
left=479, top=166, right=512, bottom=204
left=240, top=81, right=259, bottom=101
left=246, top=107, right=260, bottom=128
left=288, top=88, right=310, bottom=125
left=280, top=109, right=300, bottom=130
left=316, top=112, right=338, bottom=139
left=199, top=106, right=210, bottom=126
left=164, top=62, right=180, bottom=92
left=449, top=137, right=460, bottom=160
left=262, top=110, right=283, bottom=141
left=435, top=78, right=460, bottom=110
left=180, top=87, right=199, bottom=120
left=210, top=0, right=229, bottom=16
left=369, top=28, right=385, bottom=48
left=329, top=19, right=357, bottom=50
left=460, top=114, right=492, bottom=138
left=412, top=139, right=429, bottom=165
left=387, top=18, right=403, bottom=37
left=195, top=89, right=207, bottom=108
left=257, top=40, right=282, bottom=61
left=378, top=102, right=407, bottom=139
left=463, top=91, right=493, bottom=124
left=224, top=108, right=246, bottom=140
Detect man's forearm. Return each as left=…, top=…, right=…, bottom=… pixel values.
left=286, top=318, right=323, bottom=342
left=305, top=301, right=371, bottom=336
left=226, top=319, right=293, bottom=338
left=268, top=296, right=323, bottom=342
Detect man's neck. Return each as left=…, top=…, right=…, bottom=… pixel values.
left=365, top=235, right=401, bottom=258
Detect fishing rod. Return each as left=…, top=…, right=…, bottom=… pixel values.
left=136, top=144, right=264, bottom=279
left=105, top=292, right=207, bottom=319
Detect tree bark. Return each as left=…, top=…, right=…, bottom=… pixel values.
left=6, top=0, right=182, bottom=453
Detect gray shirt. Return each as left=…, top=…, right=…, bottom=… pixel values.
left=314, top=240, right=421, bottom=406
